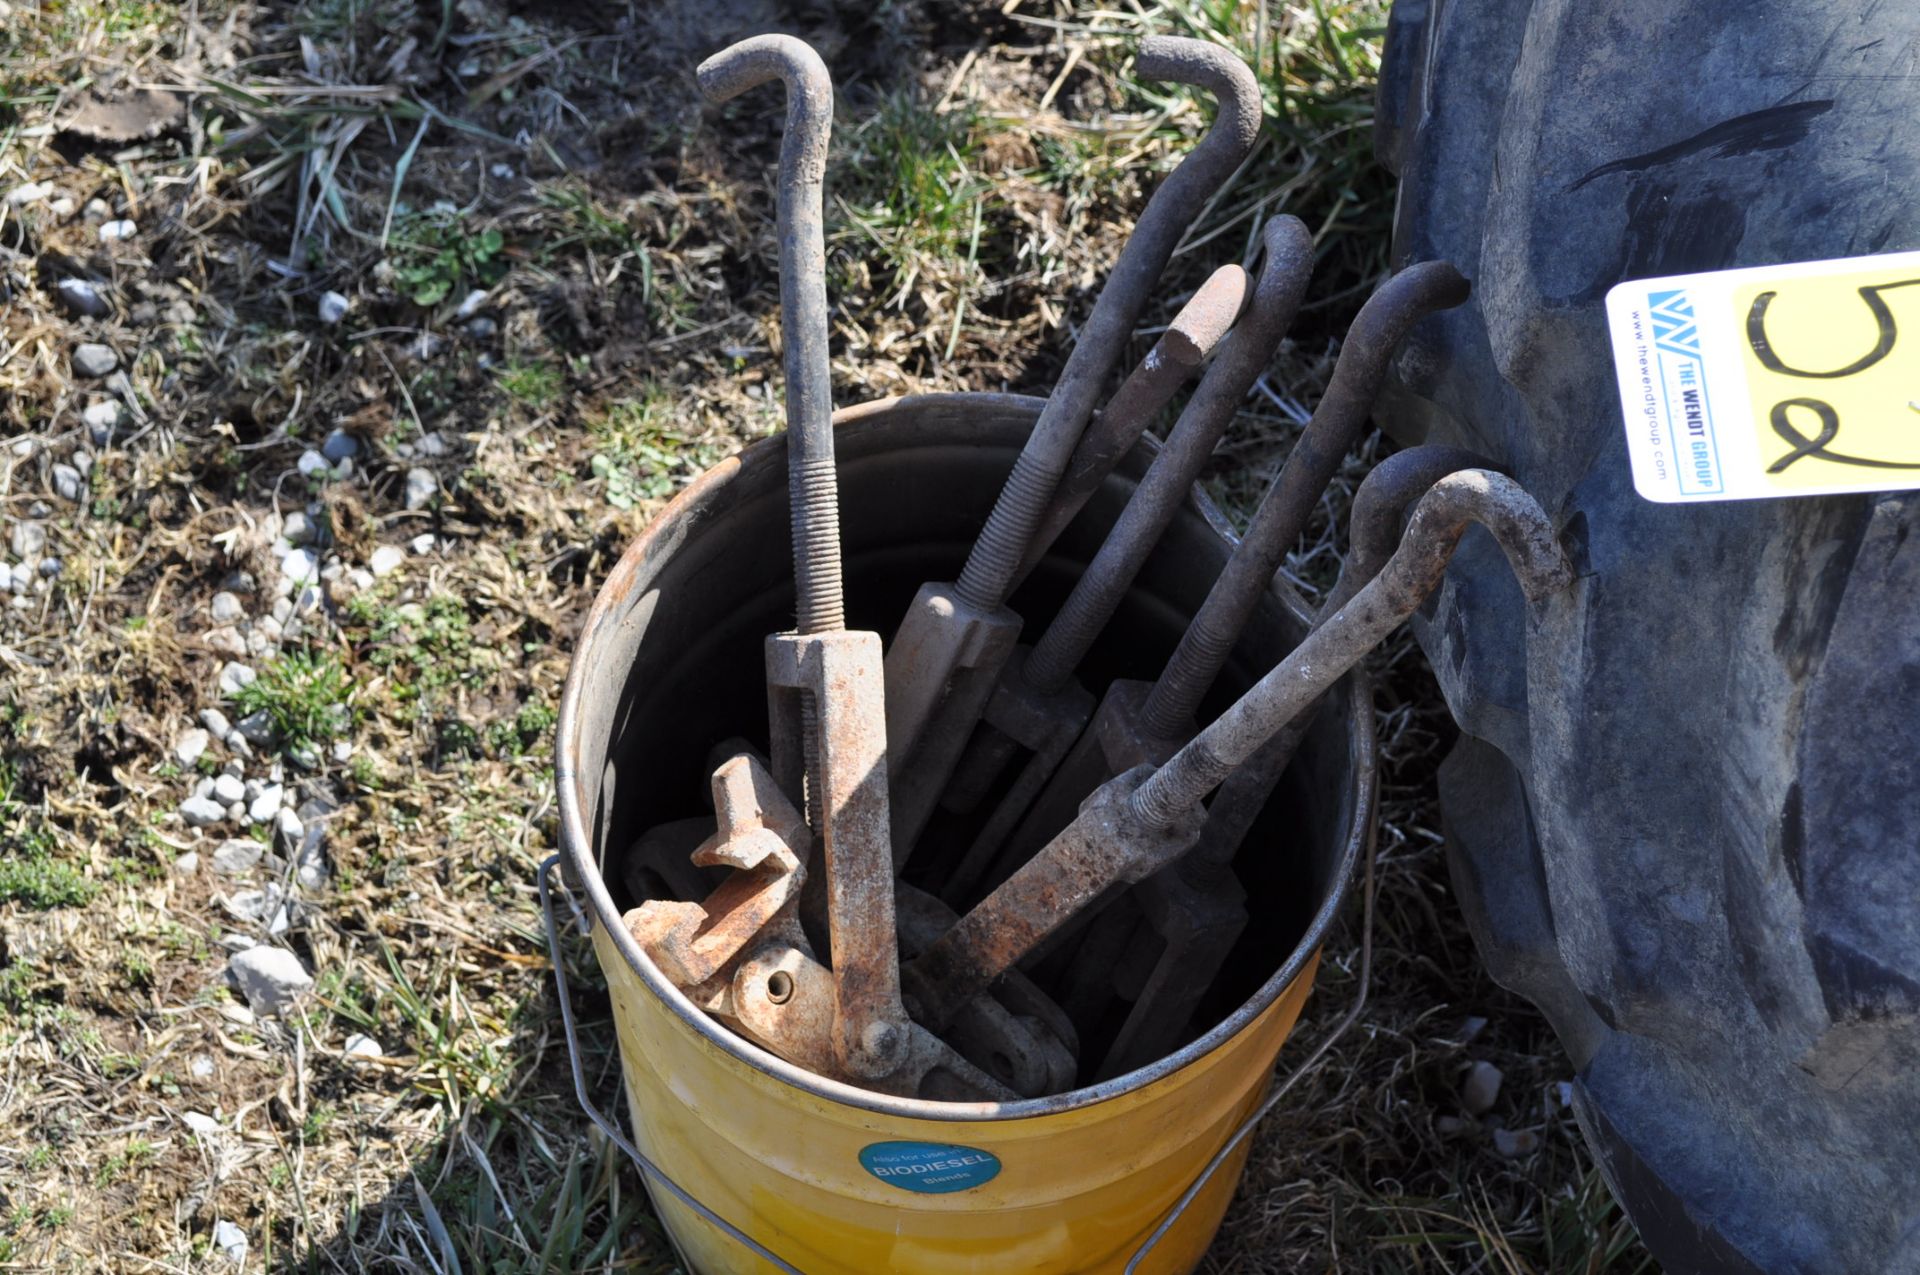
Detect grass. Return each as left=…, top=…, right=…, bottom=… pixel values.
left=0, top=0, right=1649, bottom=1270
left=231, top=647, right=359, bottom=754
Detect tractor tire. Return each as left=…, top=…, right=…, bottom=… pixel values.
left=1374, top=2, right=1920, bottom=1272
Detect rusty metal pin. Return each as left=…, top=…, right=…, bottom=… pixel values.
left=881, top=38, right=1263, bottom=789
left=1094, top=444, right=1493, bottom=1080
left=1134, top=260, right=1472, bottom=741
left=1011, top=263, right=1250, bottom=591
left=697, top=36, right=842, bottom=634
left=988, top=261, right=1473, bottom=892
left=902, top=470, right=1572, bottom=1032
left=932, top=217, right=1313, bottom=901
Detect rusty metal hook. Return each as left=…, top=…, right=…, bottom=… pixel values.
left=698, top=36, right=842, bottom=635
left=902, top=470, right=1572, bottom=1032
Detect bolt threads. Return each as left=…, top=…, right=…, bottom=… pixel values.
left=1128, top=744, right=1222, bottom=831
left=954, top=449, right=1054, bottom=613
left=1140, top=619, right=1235, bottom=740
left=791, top=457, right=846, bottom=634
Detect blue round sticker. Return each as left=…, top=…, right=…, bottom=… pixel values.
left=858, top=1141, right=1002, bottom=1194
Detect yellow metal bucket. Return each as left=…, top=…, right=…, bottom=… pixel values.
left=554, top=394, right=1375, bottom=1274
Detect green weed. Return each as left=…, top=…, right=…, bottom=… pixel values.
left=588, top=390, right=721, bottom=510
left=231, top=647, right=357, bottom=753
left=391, top=206, right=507, bottom=307
left=498, top=359, right=564, bottom=410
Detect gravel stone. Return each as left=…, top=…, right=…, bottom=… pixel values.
left=199, top=707, right=232, bottom=738
left=54, top=277, right=109, bottom=317
left=228, top=946, right=313, bottom=1017
left=1492, top=1127, right=1540, bottom=1158
left=222, top=569, right=257, bottom=595
left=369, top=545, right=405, bottom=577
left=415, top=431, right=450, bottom=458
left=296, top=449, right=329, bottom=477
left=6, top=181, right=51, bottom=205
left=210, top=591, right=245, bottom=624
left=211, top=839, right=263, bottom=875
left=404, top=467, right=437, bottom=510
left=82, top=400, right=121, bottom=441
left=37, top=556, right=61, bottom=579
left=10, top=520, right=45, bottom=559
left=455, top=288, right=489, bottom=319
left=281, top=547, right=321, bottom=585
left=343, top=1033, right=383, bottom=1059
left=212, top=773, right=245, bottom=805
left=83, top=198, right=111, bottom=222
left=321, top=428, right=361, bottom=461
left=274, top=806, right=304, bottom=848
left=218, top=662, right=257, bottom=697
left=232, top=710, right=275, bottom=745
left=71, top=343, right=117, bottom=377
left=97, top=218, right=137, bottom=241
left=317, top=291, right=349, bottom=324
left=203, top=626, right=247, bottom=656
left=51, top=463, right=83, bottom=503
left=465, top=316, right=497, bottom=339
left=1461, top=1061, right=1504, bottom=1116
left=174, top=727, right=210, bottom=767
left=179, top=795, right=227, bottom=827
left=248, top=785, right=283, bottom=823
left=410, top=533, right=437, bottom=555
left=172, top=851, right=200, bottom=874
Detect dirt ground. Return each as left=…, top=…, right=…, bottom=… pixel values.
left=0, top=0, right=1654, bottom=1270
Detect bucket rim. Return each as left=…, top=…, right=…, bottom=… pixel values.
left=554, top=391, right=1376, bottom=1122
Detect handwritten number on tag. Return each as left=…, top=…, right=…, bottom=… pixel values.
left=1749, top=278, right=1920, bottom=472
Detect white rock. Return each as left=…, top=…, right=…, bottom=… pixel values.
left=72, top=343, right=118, bottom=377
left=194, top=777, right=215, bottom=800
left=71, top=451, right=92, bottom=479
left=83, top=399, right=121, bottom=442
left=416, top=431, right=450, bottom=458
left=317, top=290, right=349, bottom=324
left=51, top=463, right=83, bottom=503
left=1461, top=1060, right=1504, bottom=1116
left=212, top=1217, right=248, bottom=1264
left=1492, top=1127, right=1540, bottom=1158
left=172, top=851, right=200, bottom=875
left=248, top=786, right=283, bottom=823
left=182, top=1110, right=222, bottom=1138
left=218, top=662, right=257, bottom=697
left=282, top=547, right=320, bottom=585
left=82, top=198, right=111, bottom=223
left=10, top=520, right=45, bottom=559
left=346, top=568, right=374, bottom=591
left=404, top=467, right=437, bottom=509
left=211, top=839, right=263, bottom=875
left=223, top=884, right=286, bottom=925
left=256, top=615, right=284, bottom=643
left=179, top=795, right=227, bottom=827
left=212, top=773, right=246, bottom=805
left=275, top=806, right=304, bottom=848
left=221, top=758, right=245, bottom=778
left=226, top=800, right=246, bottom=822
left=190, top=1054, right=214, bottom=1078
left=48, top=196, right=75, bottom=218
left=343, top=1033, right=383, bottom=1059
left=410, top=533, right=437, bottom=555
left=369, top=545, right=405, bottom=577
left=216, top=932, right=256, bottom=953
left=6, top=181, right=51, bottom=205
left=174, top=727, right=210, bottom=767
left=98, top=218, right=137, bottom=241
left=210, top=591, right=245, bottom=624
left=0, top=564, right=9, bottom=592
left=490, top=163, right=515, bottom=180
left=282, top=510, right=316, bottom=545
left=321, top=428, right=360, bottom=461
left=203, top=625, right=247, bottom=656
left=200, top=707, right=232, bottom=738
left=455, top=288, right=489, bottom=319
left=54, top=277, right=109, bottom=317
left=296, top=449, right=329, bottom=477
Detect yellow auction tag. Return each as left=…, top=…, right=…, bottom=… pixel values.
left=1606, top=250, right=1920, bottom=502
